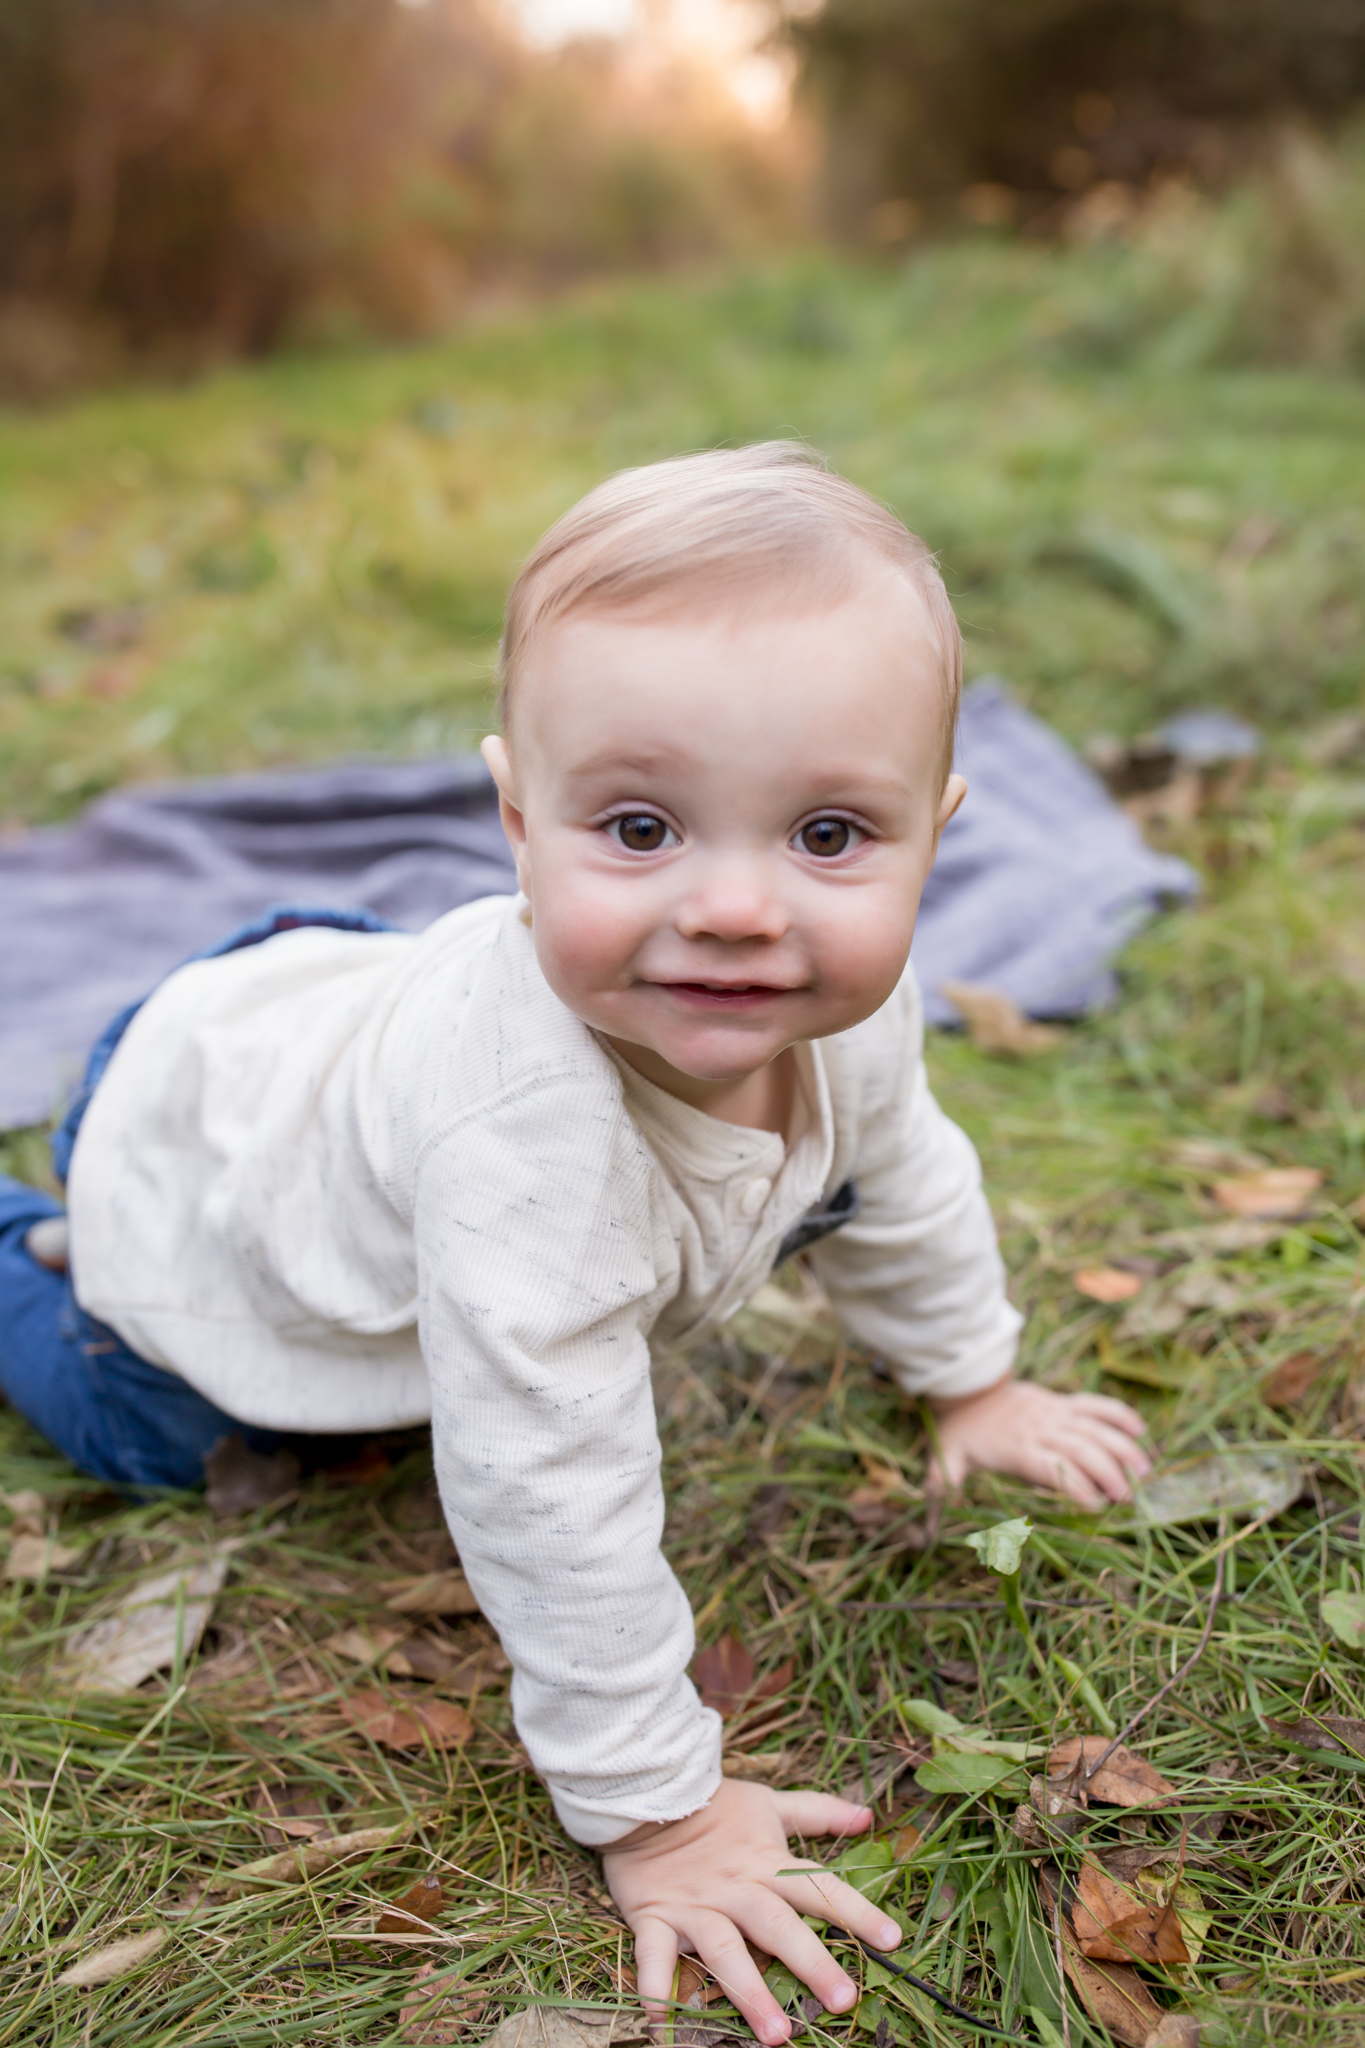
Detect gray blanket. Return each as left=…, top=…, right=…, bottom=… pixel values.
left=0, top=679, right=1195, bottom=1131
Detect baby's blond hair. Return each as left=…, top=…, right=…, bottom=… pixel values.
left=500, top=442, right=961, bottom=790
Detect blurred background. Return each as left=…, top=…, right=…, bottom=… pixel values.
left=1, top=0, right=1364, bottom=820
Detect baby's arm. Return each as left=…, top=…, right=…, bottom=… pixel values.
left=604, top=1780, right=901, bottom=2045
left=809, top=975, right=1149, bottom=1506
left=926, top=1374, right=1149, bottom=1506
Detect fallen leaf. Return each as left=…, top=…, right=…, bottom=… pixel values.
left=693, top=1636, right=793, bottom=1720
left=1, top=1488, right=49, bottom=1535
left=1211, top=1167, right=1322, bottom=1218
left=385, top=1570, right=480, bottom=1617
left=1168, top=1139, right=1268, bottom=1175
left=963, top=1516, right=1033, bottom=1575
left=57, top=1927, right=168, bottom=1987
left=1267, top=1712, right=1365, bottom=1756
left=385, top=1632, right=460, bottom=1682
left=476, top=2012, right=649, bottom=2048
left=5, top=1530, right=84, bottom=1578
left=1048, top=1738, right=1177, bottom=1807
left=891, top=1819, right=923, bottom=1859
left=915, top=1751, right=1021, bottom=1797
left=209, top=1822, right=406, bottom=1895
left=443, top=1642, right=512, bottom=1695
left=1144, top=2019, right=1201, bottom=2048
left=324, top=1441, right=393, bottom=1485
left=204, top=1434, right=301, bottom=1520
left=935, top=1659, right=979, bottom=1688
left=341, top=1689, right=473, bottom=1750
left=1072, top=1860, right=1190, bottom=1966
left=400, top=1963, right=487, bottom=2044
left=940, top=981, right=1063, bottom=1056
left=59, top=1549, right=232, bottom=1691
left=248, top=1781, right=335, bottom=1843
left=1321, top=1589, right=1365, bottom=1653
left=322, top=1624, right=407, bottom=1667
left=1076, top=1266, right=1144, bottom=1304
left=1260, top=1351, right=1326, bottom=1408
left=1037, top=1868, right=1164, bottom=2048
left=1132, top=1446, right=1301, bottom=1529
left=378, top=1871, right=444, bottom=1933
left=722, top=1747, right=793, bottom=1783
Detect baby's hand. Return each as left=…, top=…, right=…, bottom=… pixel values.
left=927, top=1376, right=1150, bottom=1508
left=602, top=1778, right=899, bottom=2045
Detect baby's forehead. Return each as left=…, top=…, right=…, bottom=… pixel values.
left=517, top=563, right=938, bottom=699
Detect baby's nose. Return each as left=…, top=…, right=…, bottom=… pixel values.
left=676, top=874, right=788, bottom=944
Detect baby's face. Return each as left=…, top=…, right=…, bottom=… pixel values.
left=484, top=566, right=964, bottom=1093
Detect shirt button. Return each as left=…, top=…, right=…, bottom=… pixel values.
left=738, top=1176, right=772, bottom=1218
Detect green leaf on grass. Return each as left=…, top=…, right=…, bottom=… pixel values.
left=1322, top=1589, right=1365, bottom=1652
left=963, top=1517, right=1033, bottom=1575
left=914, top=1751, right=1021, bottom=1797
left=900, top=1697, right=967, bottom=1738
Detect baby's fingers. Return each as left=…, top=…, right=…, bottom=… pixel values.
left=772, top=1867, right=902, bottom=1955
left=1063, top=1392, right=1149, bottom=1436
left=771, top=1791, right=875, bottom=1841
left=632, top=1916, right=681, bottom=2026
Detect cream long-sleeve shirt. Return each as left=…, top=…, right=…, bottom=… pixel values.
left=68, top=893, right=1020, bottom=1843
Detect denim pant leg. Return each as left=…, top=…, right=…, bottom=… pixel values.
left=0, top=1174, right=284, bottom=1489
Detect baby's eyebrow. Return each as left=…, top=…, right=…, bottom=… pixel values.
left=562, top=747, right=688, bottom=785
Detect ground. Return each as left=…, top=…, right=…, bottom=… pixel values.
left=1, top=243, right=1364, bottom=2046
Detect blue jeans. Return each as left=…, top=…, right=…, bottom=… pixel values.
left=0, top=905, right=397, bottom=1490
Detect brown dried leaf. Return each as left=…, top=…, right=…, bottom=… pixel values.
left=1075, top=1266, right=1144, bottom=1304
left=443, top=1642, right=512, bottom=1695
left=934, top=1658, right=979, bottom=1688
left=204, top=1434, right=300, bottom=1521
left=57, top=1927, right=168, bottom=1987
left=1260, top=1351, right=1325, bottom=1408
left=1144, top=2019, right=1202, bottom=2048
left=341, top=1689, right=473, bottom=1751
left=476, top=2013, right=649, bottom=2048
left=1048, top=1738, right=1177, bottom=1807
left=1267, top=1712, right=1365, bottom=1757
left=323, top=1624, right=407, bottom=1668
left=1027, top=1772, right=1089, bottom=1838
left=247, top=1780, right=332, bottom=1844
left=940, top=981, right=1063, bottom=1056
left=385, top=1570, right=480, bottom=1617
left=1211, top=1167, right=1322, bottom=1218
left=1073, top=1860, right=1190, bottom=1966
left=6, top=1530, right=84, bottom=1578
left=209, top=1823, right=405, bottom=1895
left=1, top=1487, right=48, bottom=1535
left=1037, top=1868, right=1164, bottom=2048
left=323, top=1441, right=394, bottom=1485
left=385, top=1631, right=459, bottom=1682
left=693, top=1635, right=753, bottom=1714
left=400, top=1963, right=486, bottom=2045
left=378, top=1872, right=444, bottom=1933
left=59, top=1549, right=232, bottom=1691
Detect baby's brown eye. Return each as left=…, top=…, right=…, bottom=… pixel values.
left=799, top=818, right=852, bottom=857
left=613, top=814, right=672, bottom=852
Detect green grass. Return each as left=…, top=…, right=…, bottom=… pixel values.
left=2, top=241, right=1365, bottom=2045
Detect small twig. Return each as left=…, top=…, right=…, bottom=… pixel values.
left=826, top=1929, right=1017, bottom=2039
left=1085, top=1519, right=1228, bottom=1787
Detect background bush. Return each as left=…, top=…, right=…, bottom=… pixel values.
left=0, top=0, right=798, bottom=396
left=786, top=0, right=1365, bottom=232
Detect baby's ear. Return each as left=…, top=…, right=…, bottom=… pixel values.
left=933, top=773, right=967, bottom=839
left=482, top=735, right=531, bottom=885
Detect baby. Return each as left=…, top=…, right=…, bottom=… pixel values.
left=0, top=444, right=1148, bottom=2041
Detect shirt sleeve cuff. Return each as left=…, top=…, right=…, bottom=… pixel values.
left=544, top=1710, right=724, bottom=1847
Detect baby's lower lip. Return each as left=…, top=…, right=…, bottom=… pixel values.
left=657, top=982, right=791, bottom=1010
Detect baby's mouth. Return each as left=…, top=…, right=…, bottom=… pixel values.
left=657, top=980, right=792, bottom=1009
